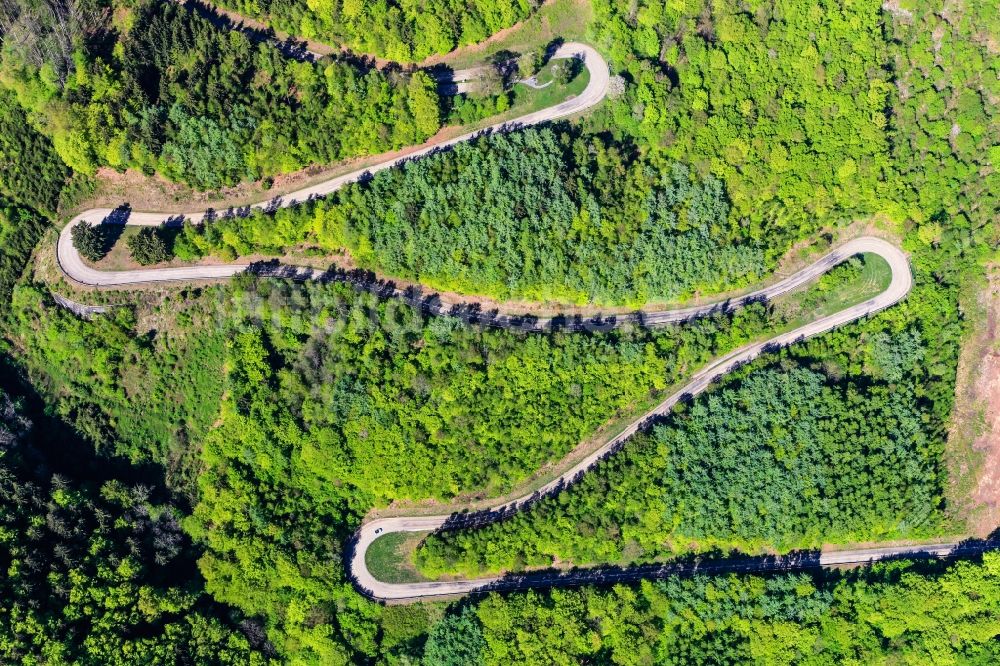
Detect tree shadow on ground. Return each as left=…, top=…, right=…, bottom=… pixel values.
left=92, top=204, right=132, bottom=259
left=0, top=353, right=180, bottom=509
left=350, top=524, right=1000, bottom=601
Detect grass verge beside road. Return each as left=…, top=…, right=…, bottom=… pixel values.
left=509, top=61, right=590, bottom=112
left=775, top=252, right=892, bottom=325
left=366, top=532, right=434, bottom=584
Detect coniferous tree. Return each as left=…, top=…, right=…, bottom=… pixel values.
left=70, top=221, right=105, bottom=262
left=126, top=227, right=170, bottom=265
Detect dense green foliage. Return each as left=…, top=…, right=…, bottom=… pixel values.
left=418, top=556, right=1000, bottom=664
left=189, top=278, right=782, bottom=502
left=177, top=256, right=945, bottom=659
left=419, top=361, right=938, bottom=575
left=0, top=89, right=81, bottom=312
left=887, top=0, right=999, bottom=246
left=0, top=0, right=996, bottom=662
left=588, top=0, right=894, bottom=250
left=5, top=276, right=782, bottom=502
left=182, top=324, right=376, bottom=662
left=416, top=238, right=968, bottom=574
left=5, top=286, right=227, bottom=493
left=127, top=226, right=170, bottom=265
left=0, top=85, right=83, bottom=320
left=4, top=307, right=1000, bottom=666
left=0, top=382, right=270, bottom=664
left=423, top=606, right=486, bottom=665
left=0, top=202, right=47, bottom=307
left=0, top=0, right=441, bottom=188
left=214, top=0, right=534, bottom=61
left=583, top=0, right=997, bottom=257
left=178, top=128, right=766, bottom=305
left=177, top=279, right=774, bottom=659
left=0, top=91, right=76, bottom=215
left=4, top=275, right=780, bottom=660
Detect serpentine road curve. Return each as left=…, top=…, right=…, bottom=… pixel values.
left=351, top=236, right=919, bottom=600
left=52, top=42, right=971, bottom=603
left=57, top=42, right=609, bottom=287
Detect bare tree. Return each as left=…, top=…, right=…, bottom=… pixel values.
left=0, top=0, right=105, bottom=85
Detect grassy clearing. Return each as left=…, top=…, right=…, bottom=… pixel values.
left=509, top=60, right=590, bottom=112
left=436, top=0, right=591, bottom=69
left=773, top=253, right=892, bottom=325
left=81, top=224, right=204, bottom=271
left=366, top=531, right=433, bottom=584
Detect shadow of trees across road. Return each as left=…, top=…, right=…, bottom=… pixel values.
left=244, top=258, right=779, bottom=336
left=91, top=204, right=132, bottom=258
left=478, top=530, right=1000, bottom=596
left=349, top=524, right=1000, bottom=601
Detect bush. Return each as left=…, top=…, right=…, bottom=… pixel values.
left=518, top=50, right=544, bottom=79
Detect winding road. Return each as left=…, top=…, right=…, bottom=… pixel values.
left=52, top=40, right=976, bottom=604
left=57, top=42, right=608, bottom=287
left=349, top=236, right=919, bottom=600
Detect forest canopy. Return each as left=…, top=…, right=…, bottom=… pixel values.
left=0, top=91, right=77, bottom=215
left=418, top=358, right=941, bottom=576
left=588, top=0, right=896, bottom=249
left=0, top=0, right=442, bottom=189
left=175, top=128, right=767, bottom=306
left=0, top=380, right=270, bottom=664
left=0, top=0, right=996, bottom=662
left=419, top=556, right=1000, bottom=664
left=212, top=0, right=537, bottom=62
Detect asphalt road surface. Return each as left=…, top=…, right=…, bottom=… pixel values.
left=349, top=537, right=1000, bottom=603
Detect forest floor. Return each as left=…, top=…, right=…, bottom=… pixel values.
left=947, top=263, right=1000, bottom=537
